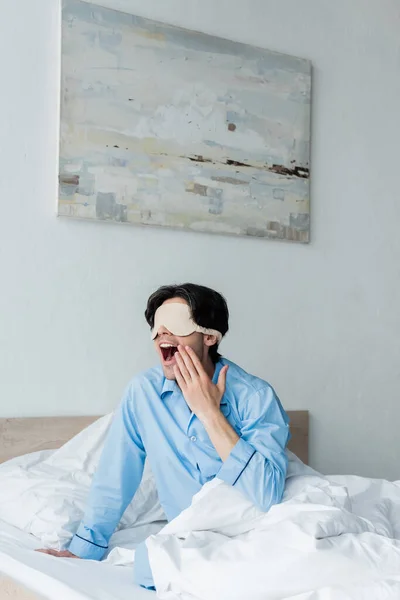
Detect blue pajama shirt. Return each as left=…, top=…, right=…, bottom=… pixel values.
left=69, top=358, right=290, bottom=588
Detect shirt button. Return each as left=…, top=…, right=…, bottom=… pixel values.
left=190, top=435, right=197, bottom=442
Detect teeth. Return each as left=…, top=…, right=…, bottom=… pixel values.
left=160, top=343, right=176, bottom=348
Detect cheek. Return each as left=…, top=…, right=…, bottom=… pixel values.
left=178, top=334, right=204, bottom=354
left=193, top=336, right=206, bottom=358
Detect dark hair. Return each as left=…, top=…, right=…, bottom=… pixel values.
left=145, top=283, right=229, bottom=364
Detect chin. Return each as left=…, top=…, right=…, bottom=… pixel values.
left=162, top=366, right=176, bottom=380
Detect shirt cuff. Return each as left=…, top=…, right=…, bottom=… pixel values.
left=217, top=437, right=256, bottom=486
left=68, top=529, right=107, bottom=561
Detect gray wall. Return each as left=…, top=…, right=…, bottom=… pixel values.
left=0, top=0, right=399, bottom=480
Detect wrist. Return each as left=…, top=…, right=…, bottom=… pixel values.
left=198, top=407, right=224, bottom=428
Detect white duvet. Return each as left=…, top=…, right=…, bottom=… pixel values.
left=1, top=417, right=400, bottom=599
left=147, top=465, right=400, bottom=600
left=0, top=415, right=165, bottom=549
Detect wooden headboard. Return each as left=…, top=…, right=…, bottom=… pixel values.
left=0, top=411, right=309, bottom=465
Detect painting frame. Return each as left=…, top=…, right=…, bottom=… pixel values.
left=59, top=0, right=312, bottom=243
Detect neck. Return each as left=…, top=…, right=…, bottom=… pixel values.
left=203, top=355, right=216, bottom=379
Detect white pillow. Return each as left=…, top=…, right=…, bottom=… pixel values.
left=0, top=414, right=165, bottom=549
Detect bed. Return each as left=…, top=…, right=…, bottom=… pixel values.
left=0, top=412, right=310, bottom=600
left=0, top=411, right=309, bottom=465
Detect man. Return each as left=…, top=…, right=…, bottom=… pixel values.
left=39, top=283, right=290, bottom=589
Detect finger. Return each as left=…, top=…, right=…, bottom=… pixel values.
left=217, top=365, right=229, bottom=395
left=177, top=345, right=198, bottom=379
left=36, top=549, right=56, bottom=555
left=184, top=346, right=206, bottom=377
left=173, top=364, right=187, bottom=390
left=175, top=350, right=191, bottom=383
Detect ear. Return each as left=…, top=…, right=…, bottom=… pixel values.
left=203, top=334, right=218, bottom=347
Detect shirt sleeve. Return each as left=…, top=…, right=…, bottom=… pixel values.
left=69, top=385, right=145, bottom=560
left=217, top=386, right=289, bottom=512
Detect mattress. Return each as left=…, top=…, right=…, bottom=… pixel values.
left=0, top=519, right=155, bottom=600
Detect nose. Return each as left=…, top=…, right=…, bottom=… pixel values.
left=156, top=324, right=173, bottom=337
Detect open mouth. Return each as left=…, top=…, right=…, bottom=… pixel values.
left=160, top=343, right=178, bottom=363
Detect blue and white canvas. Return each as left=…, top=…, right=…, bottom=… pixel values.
left=59, top=0, right=312, bottom=242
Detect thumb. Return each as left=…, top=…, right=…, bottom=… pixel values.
left=217, top=365, right=229, bottom=395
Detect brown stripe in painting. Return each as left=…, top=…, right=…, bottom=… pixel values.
left=59, top=174, right=80, bottom=185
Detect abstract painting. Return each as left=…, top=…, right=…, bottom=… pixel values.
left=59, top=0, right=312, bottom=242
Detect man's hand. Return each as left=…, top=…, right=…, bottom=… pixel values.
left=36, top=549, right=79, bottom=558
left=174, top=346, right=228, bottom=423
left=174, top=346, right=238, bottom=461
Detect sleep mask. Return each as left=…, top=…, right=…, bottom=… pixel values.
left=151, top=303, right=222, bottom=342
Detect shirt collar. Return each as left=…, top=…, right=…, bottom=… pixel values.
left=161, top=360, right=227, bottom=405
left=161, top=377, right=178, bottom=398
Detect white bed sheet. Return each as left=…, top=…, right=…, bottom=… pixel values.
left=0, top=519, right=155, bottom=600
left=147, top=474, right=400, bottom=600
